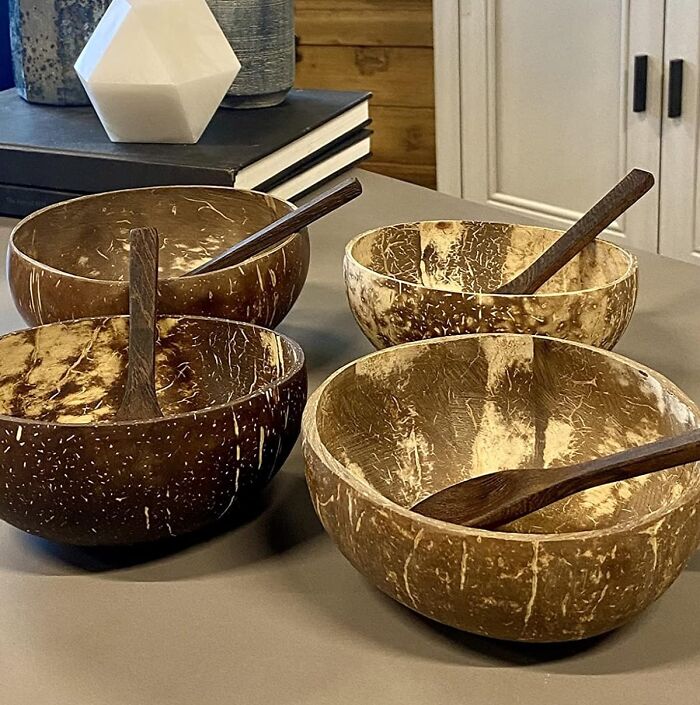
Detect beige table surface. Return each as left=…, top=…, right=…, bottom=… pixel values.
left=0, top=169, right=698, bottom=705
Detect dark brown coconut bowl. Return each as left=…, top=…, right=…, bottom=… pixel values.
left=0, top=316, right=306, bottom=545
left=303, top=334, right=700, bottom=642
left=344, top=221, right=638, bottom=349
left=8, top=186, right=310, bottom=327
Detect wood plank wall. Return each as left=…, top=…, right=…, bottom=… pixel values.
left=295, top=0, right=436, bottom=189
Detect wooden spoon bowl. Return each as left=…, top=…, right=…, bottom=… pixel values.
left=8, top=186, right=310, bottom=327
left=0, top=316, right=306, bottom=545
left=302, top=334, right=700, bottom=642
left=344, top=221, right=638, bottom=349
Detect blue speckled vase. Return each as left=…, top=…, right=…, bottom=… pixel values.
left=207, top=0, right=295, bottom=109
left=1, top=0, right=13, bottom=90
left=9, top=0, right=110, bottom=105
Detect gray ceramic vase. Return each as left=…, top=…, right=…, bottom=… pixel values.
left=207, top=0, right=295, bottom=109
left=9, top=0, right=110, bottom=105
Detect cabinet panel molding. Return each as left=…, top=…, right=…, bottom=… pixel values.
left=659, top=0, right=700, bottom=263
left=435, top=0, right=664, bottom=253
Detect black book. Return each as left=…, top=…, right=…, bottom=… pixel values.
left=0, top=88, right=371, bottom=195
left=266, top=128, right=372, bottom=201
left=0, top=128, right=372, bottom=217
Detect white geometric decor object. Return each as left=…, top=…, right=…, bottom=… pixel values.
left=75, top=0, right=240, bottom=144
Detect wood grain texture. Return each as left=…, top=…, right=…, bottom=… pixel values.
left=296, top=0, right=433, bottom=47
left=295, top=46, right=434, bottom=108
left=115, top=228, right=163, bottom=421
left=295, top=0, right=436, bottom=188
left=413, top=428, right=700, bottom=528
left=370, top=106, right=435, bottom=166
left=496, top=170, right=655, bottom=295
left=302, top=333, right=700, bottom=641
left=297, top=0, right=430, bottom=11
left=184, top=178, right=361, bottom=276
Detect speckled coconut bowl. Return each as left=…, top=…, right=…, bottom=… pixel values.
left=0, top=316, right=306, bottom=545
left=344, top=220, right=638, bottom=350
left=8, top=186, right=310, bottom=327
left=302, top=334, right=700, bottom=642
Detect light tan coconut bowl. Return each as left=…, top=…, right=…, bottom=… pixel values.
left=302, top=334, right=700, bottom=642
left=344, top=220, right=637, bottom=349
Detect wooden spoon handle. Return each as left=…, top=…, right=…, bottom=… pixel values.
left=495, top=169, right=654, bottom=295
left=422, top=427, right=700, bottom=529
left=546, top=426, right=700, bottom=504
left=115, top=227, right=163, bottom=421
left=183, top=177, right=363, bottom=277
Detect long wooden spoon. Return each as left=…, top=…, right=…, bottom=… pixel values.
left=495, top=169, right=654, bottom=295
left=115, top=227, right=163, bottom=421
left=411, top=427, right=700, bottom=529
left=183, top=177, right=362, bottom=277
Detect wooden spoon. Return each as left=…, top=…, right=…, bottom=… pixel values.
left=183, top=177, right=362, bottom=276
left=495, top=169, right=654, bottom=295
left=115, top=227, right=163, bottom=421
left=411, top=427, right=700, bottom=529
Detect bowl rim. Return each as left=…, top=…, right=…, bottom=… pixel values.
left=0, top=315, right=305, bottom=429
left=344, top=220, right=638, bottom=298
left=302, top=332, right=700, bottom=543
left=9, top=185, right=304, bottom=284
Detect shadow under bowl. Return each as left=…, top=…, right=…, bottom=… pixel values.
left=8, top=186, right=310, bottom=327
left=344, top=220, right=638, bottom=349
left=302, top=333, right=700, bottom=642
left=0, top=316, right=307, bottom=545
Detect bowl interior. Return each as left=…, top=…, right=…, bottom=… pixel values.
left=349, top=221, right=634, bottom=294
left=0, top=317, right=301, bottom=424
left=12, top=187, right=293, bottom=280
left=314, top=335, right=700, bottom=534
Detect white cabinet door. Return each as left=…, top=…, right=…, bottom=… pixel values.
left=436, top=0, right=664, bottom=252
left=658, top=0, right=700, bottom=264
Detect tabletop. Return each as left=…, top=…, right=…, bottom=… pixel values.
left=0, top=169, right=698, bottom=705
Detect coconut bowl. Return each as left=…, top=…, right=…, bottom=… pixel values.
left=344, top=220, right=638, bottom=349
left=0, top=316, right=306, bottom=545
left=8, top=186, right=310, bottom=327
left=302, top=334, right=700, bottom=642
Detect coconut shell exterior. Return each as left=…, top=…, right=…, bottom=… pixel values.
left=302, top=334, right=700, bottom=642
left=0, top=316, right=306, bottom=545
left=345, top=221, right=638, bottom=350
left=8, top=186, right=310, bottom=328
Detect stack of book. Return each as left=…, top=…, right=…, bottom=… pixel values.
left=0, top=88, right=371, bottom=216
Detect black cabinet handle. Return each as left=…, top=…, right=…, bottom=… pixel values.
left=668, top=59, right=683, bottom=118
left=633, top=55, right=648, bottom=112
